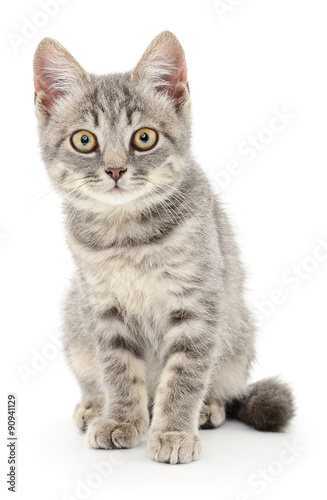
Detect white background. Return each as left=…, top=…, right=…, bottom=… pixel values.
left=1, top=0, right=326, bottom=499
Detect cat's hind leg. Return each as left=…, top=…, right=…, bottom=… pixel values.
left=199, top=354, right=250, bottom=430
left=199, top=398, right=226, bottom=429
left=74, top=394, right=104, bottom=431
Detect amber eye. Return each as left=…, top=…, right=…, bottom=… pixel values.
left=132, top=128, right=158, bottom=151
left=71, top=130, right=97, bottom=153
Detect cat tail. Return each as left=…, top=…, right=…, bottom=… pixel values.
left=226, top=377, right=295, bottom=432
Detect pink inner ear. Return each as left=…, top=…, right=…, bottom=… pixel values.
left=151, top=39, right=188, bottom=103
left=163, top=41, right=187, bottom=84
left=34, top=50, right=65, bottom=110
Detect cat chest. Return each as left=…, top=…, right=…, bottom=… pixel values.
left=103, top=258, right=166, bottom=310
left=70, top=227, right=201, bottom=327
left=79, top=248, right=177, bottom=319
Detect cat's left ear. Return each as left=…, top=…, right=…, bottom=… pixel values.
left=33, top=38, right=89, bottom=117
left=132, top=31, right=189, bottom=109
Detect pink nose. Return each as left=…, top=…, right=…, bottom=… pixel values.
left=106, top=167, right=127, bottom=182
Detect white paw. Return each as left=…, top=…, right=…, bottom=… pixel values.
left=148, top=431, right=202, bottom=464
left=87, top=417, right=140, bottom=449
left=199, top=398, right=226, bottom=429
left=74, top=394, right=104, bottom=431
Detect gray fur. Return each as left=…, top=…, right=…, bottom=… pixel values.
left=33, top=31, right=294, bottom=464
left=227, top=377, right=295, bottom=432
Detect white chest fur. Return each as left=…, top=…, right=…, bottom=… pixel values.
left=68, top=230, right=198, bottom=330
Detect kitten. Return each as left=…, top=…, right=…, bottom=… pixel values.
left=33, top=31, right=294, bottom=464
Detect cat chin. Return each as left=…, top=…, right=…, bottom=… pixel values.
left=69, top=186, right=146, bottom=209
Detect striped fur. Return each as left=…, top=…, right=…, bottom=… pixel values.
left=33, top=31, right=294, bottom=464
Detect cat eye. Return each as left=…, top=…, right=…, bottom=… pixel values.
left=71, top=130, right=98, bottom=153
left=132, top=128, right=158, bottom=151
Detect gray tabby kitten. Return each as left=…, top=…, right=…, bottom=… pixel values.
left=33, top=31, right=294, bottom=464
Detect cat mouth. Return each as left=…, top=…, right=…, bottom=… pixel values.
left=106, top=185, right=125, bottom=193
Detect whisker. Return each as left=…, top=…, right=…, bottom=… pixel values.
left=19, top=178, right=95, bottom=220
left=143, top=179, right=203, bottom=223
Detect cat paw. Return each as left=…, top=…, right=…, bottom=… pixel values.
left=199, top=398, right=226, bottom=429
left=148, top=431, right=202, bottom=464
left=74, top=394, right=104, bottom=432
left=86, top=417, right=140, bottom=449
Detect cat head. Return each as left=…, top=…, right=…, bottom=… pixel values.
left=33, top=31, right=192, bottom=212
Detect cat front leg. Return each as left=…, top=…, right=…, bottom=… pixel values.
left=86, top=308, right=149, bottom=450
left=64, top=336, right=105, bottom=431
left=148, top=318, right=215, bottom=464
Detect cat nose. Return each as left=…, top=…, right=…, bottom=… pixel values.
left=105, top=167, right=127, bottom=182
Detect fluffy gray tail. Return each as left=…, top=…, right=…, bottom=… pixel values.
left=227, top=377, right=295, bottom=432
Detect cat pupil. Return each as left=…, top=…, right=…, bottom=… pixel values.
left=81, top=135, right=89, bottom=145
left=140, top=133, right=148, bottom=142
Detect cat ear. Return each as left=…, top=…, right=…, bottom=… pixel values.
left=33, top=38, right=88, bottom=115
left=132, top=31, right=189, bottom=109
